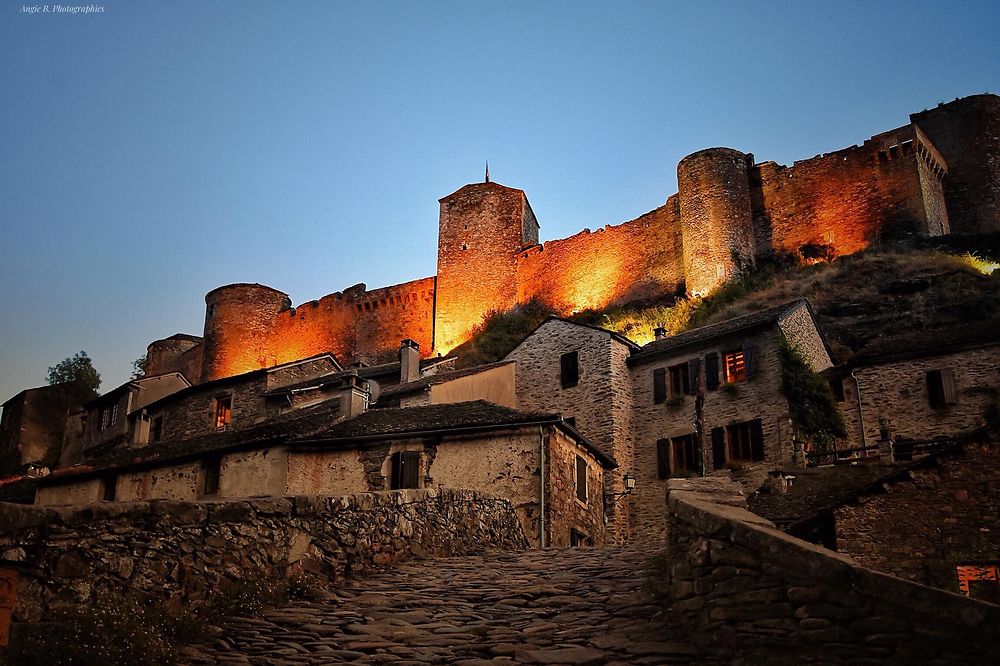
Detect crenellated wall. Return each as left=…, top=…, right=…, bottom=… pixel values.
left=148, top=94, right=998, bottom=386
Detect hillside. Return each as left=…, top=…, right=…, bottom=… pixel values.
left=453, top=234, right=1000, bottom=367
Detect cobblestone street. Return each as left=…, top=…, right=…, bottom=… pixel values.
left=178, top=547, right=699, bottom=665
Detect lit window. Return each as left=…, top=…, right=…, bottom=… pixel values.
left=957, top=564, right=1000, bottom=603
left=214, top=396, right=232, bottom=430
left=723, top=350, right=746, bottom=383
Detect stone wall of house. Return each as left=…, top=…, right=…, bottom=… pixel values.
left=149, top=374, right=269, bottom=442
left=544, top=428, right=607, bottom=547
left=834, top=441, right=1000, bottom=593
left=0, top=488, right=529, bottom=623
left=515, top=201, right=684, bottom=312
left=852, top=345, right=1000, bottom=443
left=664, top=478, right=1000, bottom=664
left=777, top=305, right=834, bottom=369
left=630, top=328, right=798, bottom=542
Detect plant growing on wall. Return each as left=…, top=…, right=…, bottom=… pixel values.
left=778, top=339, right=845, bottom=451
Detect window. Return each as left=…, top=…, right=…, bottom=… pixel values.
left=671, top=434, right=699, bottom=475
left=705, top=352, right=720, bottom=391
left=110, top=403, right=119, bottom=426
left=653, top=368, right=667, bottom=404
left=202, top=456, right=222, bottom=496
left=575, top=454, right=588, bottom=502
left=723, top=350, right=747, bottom=383
left=100, top=407, right=111, bottom=431
left=957, top=564, right=1000, bottom=603
left=669, top=363, right=690, bottom=397
left=102, top=475, right=117, bottom=502
left=150, top=416, right=163, bottom=442
left=927, top=369, right=957, bottom=408
left=570, top=528, right=591, bottom=547
left=390, top=451, right=421, bottom=489
left=830, top=377, right=846, bottom=402
left=560, top=351, right=579, bottom=389
left=214, top=396, right=232, bottom=430
left=726, top=420, right=765, bottom=463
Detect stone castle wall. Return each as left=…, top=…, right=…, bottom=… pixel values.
left=0, top=488, right=528, bottom=623
left=149, top=95, right=999, bottom=384
left=663, top=478, right=1000, bottom=664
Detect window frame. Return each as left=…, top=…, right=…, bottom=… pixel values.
left=202, top=455, right=222, bottom=496
left=390, top=450, right=421, bottom=490
left=722, top=349, right=747, bottom=384
left=574, top=454, right=588, bottom=503
left=668, top=363, right=690, bottom=397
left=560, top=351, right=580, bottom=389
left=214, top=395, right=233, bottom=431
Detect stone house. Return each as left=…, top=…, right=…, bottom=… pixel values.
left=0, top=382, right=86, bottom=469
left=34, top=400, right=615, bottom=548
left=825, top=321, right=1000, bottom=451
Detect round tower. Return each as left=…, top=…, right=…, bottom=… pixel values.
left=201, top=283, right=292, bottom=382
left=677, top=147, right=756, bottom=297
left=146, top=334, right=202, bottom=378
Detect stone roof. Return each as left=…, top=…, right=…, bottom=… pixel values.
left=748, top=462, right=918, bottom=528
left=296, top=400, right=617, bottom=469
left=628, top=300, right=808, bottom=365
left=42, top=399, right=345, bottom=483
left=267, top=357, right=456, bottom=396
left=378, top=361, right=514, bottom=400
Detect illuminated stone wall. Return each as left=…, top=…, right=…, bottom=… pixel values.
left=516, top=200, right=684, bottom=312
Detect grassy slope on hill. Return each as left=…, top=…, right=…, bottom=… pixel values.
left=452, top=234, right=1000, bottom=367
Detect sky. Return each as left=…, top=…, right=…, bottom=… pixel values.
left=1, top=0, right=998, bottom=402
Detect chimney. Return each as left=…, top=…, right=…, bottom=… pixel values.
left=339, top=372, right=368, bottom=418
left=400, top=339, right=420, bottom=383
left=654, top=326, right=667, bottom=341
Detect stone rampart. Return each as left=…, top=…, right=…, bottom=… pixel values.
left=664, top=478, right=1000, bottom=664
left=0, top=488, right=528, bottom=623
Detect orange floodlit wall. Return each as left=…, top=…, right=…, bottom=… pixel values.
left=516, top=199, right=684, bottom=312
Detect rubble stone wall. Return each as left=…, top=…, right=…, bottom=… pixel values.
left=0, top=488, right=528, bottom=623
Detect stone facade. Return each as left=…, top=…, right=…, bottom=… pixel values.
left=835, top=344, right=1000, bottom=445
left=834, top=441, right=1000, bottom=596
left=664, top=478, right=1000, bottom=664
left=0, top=384, right=82, bottom=469
left=141, top=95, right=1000, bottom=384
left=0, top=489, right=528, bottom=623
left=630, top=301, right=832, bottom=542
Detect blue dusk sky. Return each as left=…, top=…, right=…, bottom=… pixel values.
left=1, top=0, right=998, bottom=401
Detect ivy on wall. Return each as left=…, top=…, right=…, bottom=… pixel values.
left=778, top=339, right=846, bottom=450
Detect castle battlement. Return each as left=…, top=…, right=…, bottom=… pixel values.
left=143, top=94, right=1000, bottom=384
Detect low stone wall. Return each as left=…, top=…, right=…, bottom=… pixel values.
left=665, top=478, right=1000, bottom=664
left=0, top=488, right=528, bottom=622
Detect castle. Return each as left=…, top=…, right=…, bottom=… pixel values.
left=145, top=94, right=1000, bottom=384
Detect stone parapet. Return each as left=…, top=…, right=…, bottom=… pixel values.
left=0, top=488, right=528, bottom=623
left=663, top=478, right=1000, bottom=664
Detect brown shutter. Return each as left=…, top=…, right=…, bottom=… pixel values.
left=927, top=370, right=945, bottom=408
left=656, top=439, right=670, bottom=479
left=653, top=368, right=667, bottom=404
left=575, top=455, right=587, bottom=501
left=705, top=353, right=720, bottom=391
left=711, top=427, right=725, bottom=470
left=749, top=419, right=765, bottom=461
left=743, top=341, right=757, bottom=379
left=941, top=369, right=957, bottom=404
left=687, top=357, right=701, bottom=394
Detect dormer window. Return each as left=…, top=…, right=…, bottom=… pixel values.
left=214, top=396, right=232, bottom=430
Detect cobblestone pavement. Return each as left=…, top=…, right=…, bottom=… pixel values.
left=178, top=546, right=700, bottom=665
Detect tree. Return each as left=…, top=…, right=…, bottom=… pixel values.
left=131, top=353, right=149, bottom=380
left=46, top=351, right=101, bottom=403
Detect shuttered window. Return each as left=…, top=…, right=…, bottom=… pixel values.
left=723, top=350, right=747, bottom=383
left=705, top=353, right=720, bottom=391
left=726, top=419, right=765, bottom=462
left=391, top=451, right=421, bottom=489
left=560, top=351, right=579, bottom=389
left=927, top=369, right=958, bottom=408
left=575, top=455, right=588, bottom=502
left=656, top=439, right=670, bottom=479
left=711, top=427, right=726, bottom=470
left=653, top=368, right=667, bottom=404
left=669, top=363, right=690, bottom=396
left=671, top=434, right=699, bottom=475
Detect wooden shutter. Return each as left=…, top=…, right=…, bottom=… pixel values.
left=705, top=353, right=720, bottom=391
left=743, top=341, right=757, bottom=379
left=687, top=357, right=701, bottom=394
left=561, top=351, right=579, bottom=388
left=941, top=369, right=957, bottom=404
left=402, top=451, right=421, bottom=488
left=749, top=419, right=765, bottom=461
left=926, top=370, right=945, bottom=408
left=575, top=455, right=587, bottom=501
left=711, top=427, right=725, bottom=470
left=656, top=439, right=670, bottom=479
left=653, top=368, right=667, bottom=404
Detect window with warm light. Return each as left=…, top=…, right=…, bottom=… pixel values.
left=723, top=350, right=747, bottom=383
left=214, top=396, right=232, bottom=430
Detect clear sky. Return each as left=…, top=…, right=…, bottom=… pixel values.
left=1, top=0, right=998, bottom=402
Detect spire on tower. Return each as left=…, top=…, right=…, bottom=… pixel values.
left=485, top=161, right=490, bottom=183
